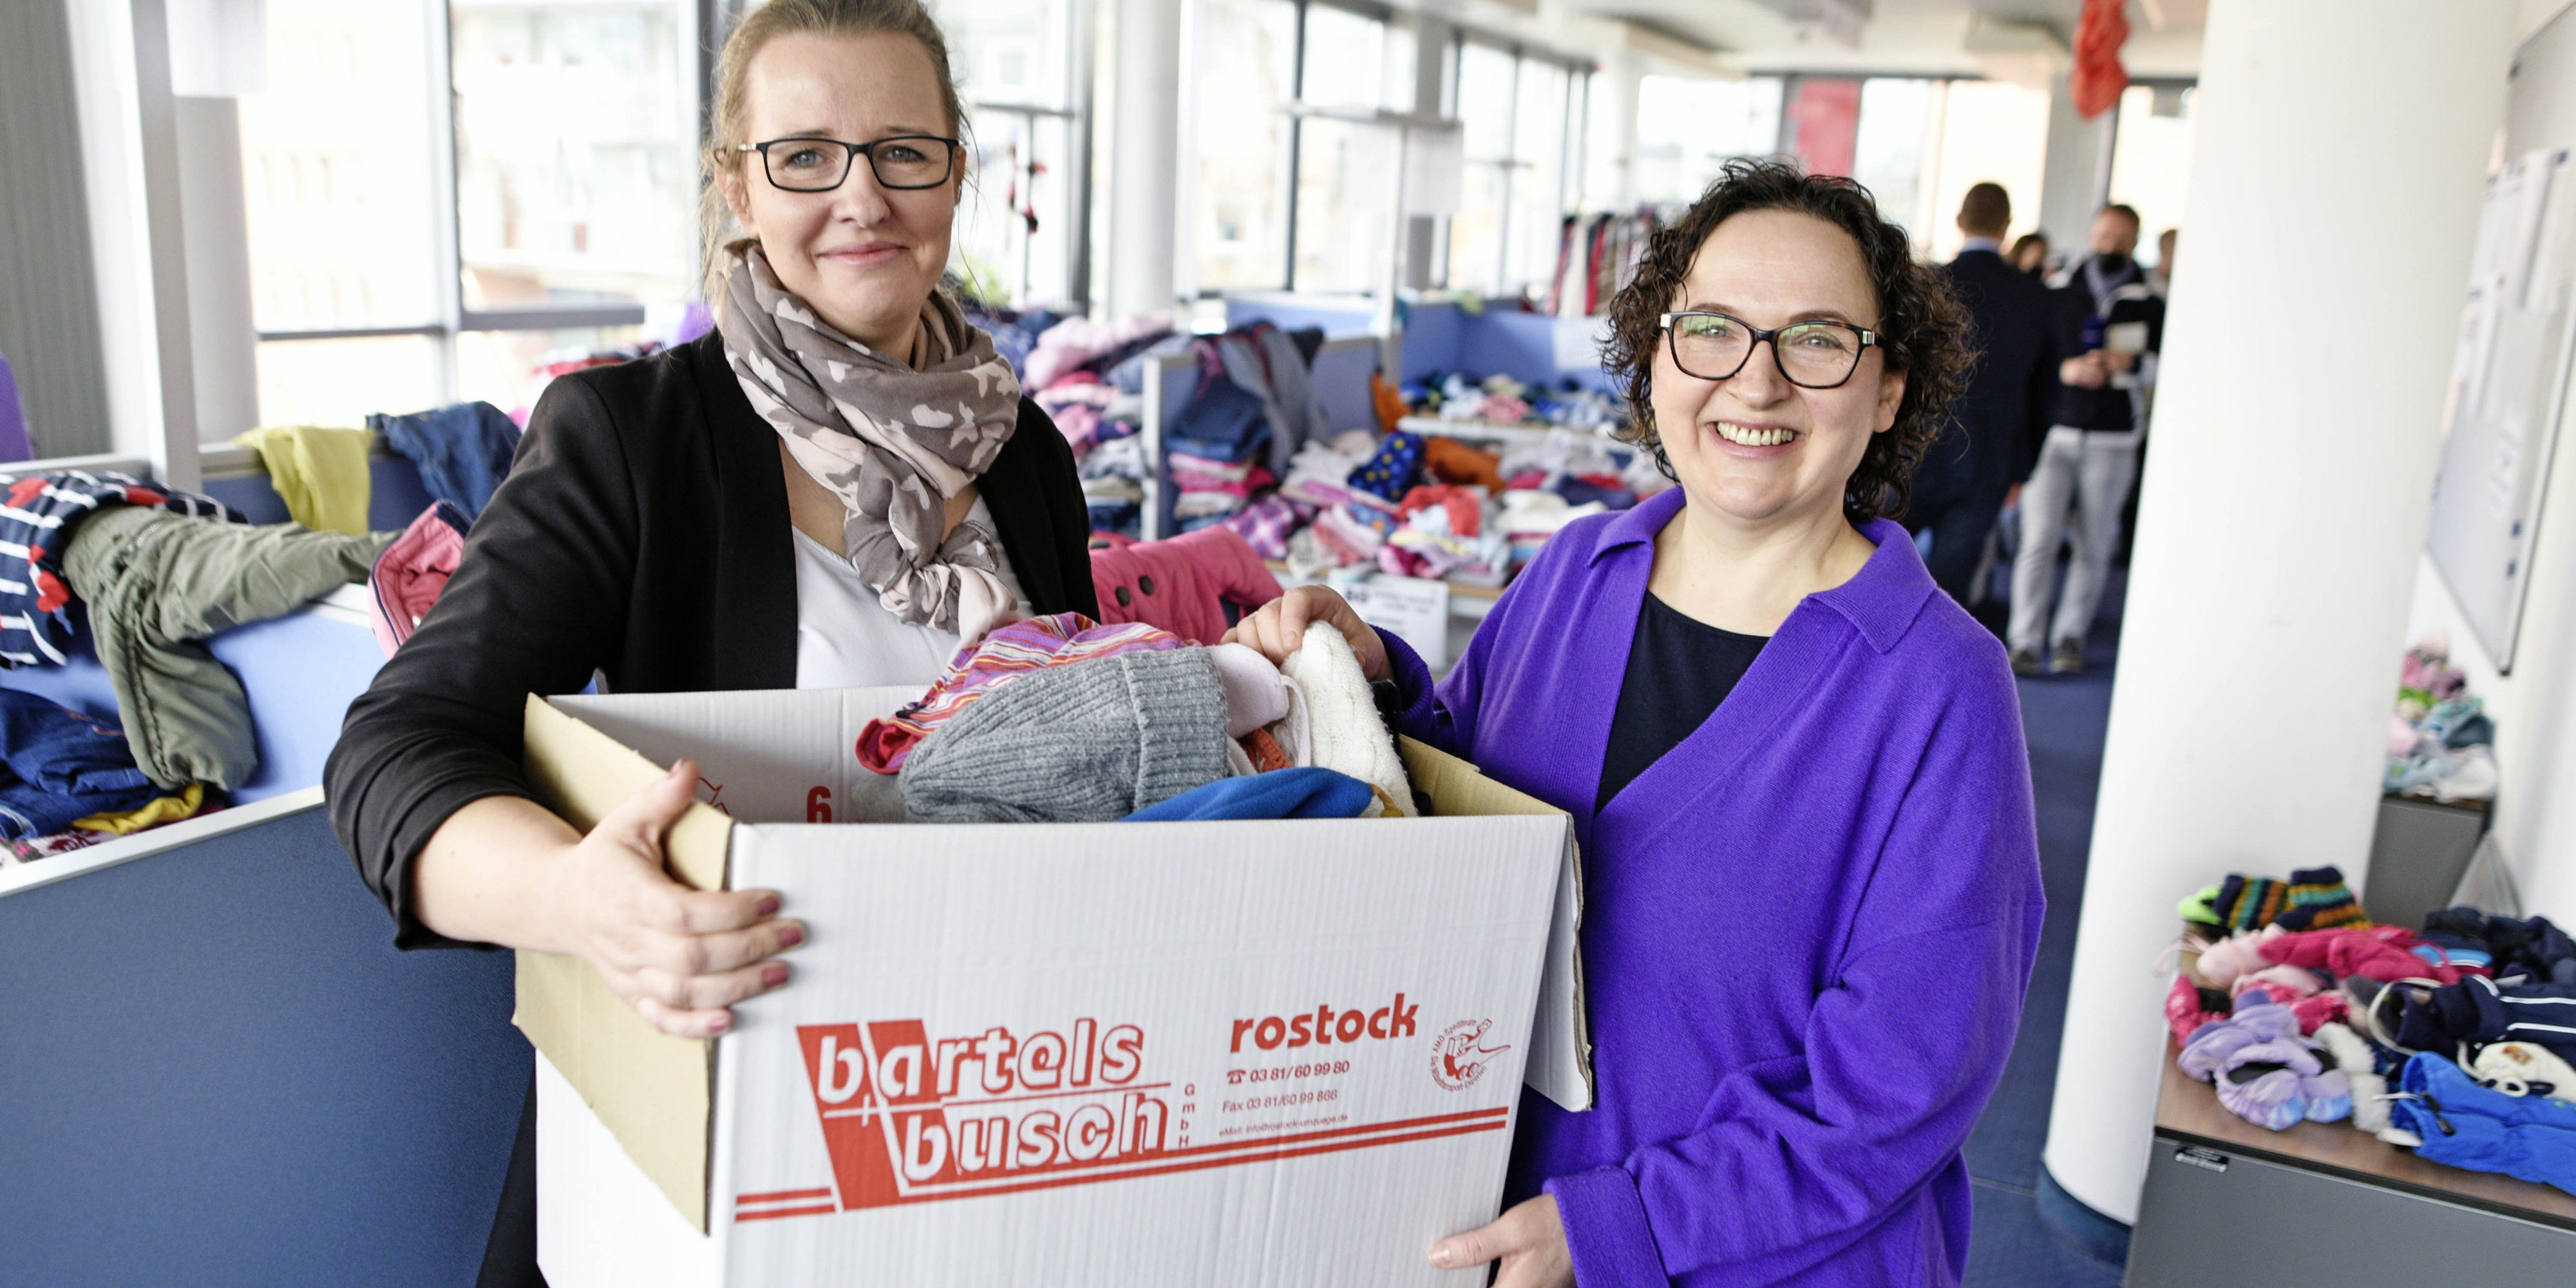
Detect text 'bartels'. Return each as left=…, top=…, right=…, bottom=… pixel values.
left=791, top=1019, right=1171, bottom=1211
left=754, top=1006, right=1516, bottom=1223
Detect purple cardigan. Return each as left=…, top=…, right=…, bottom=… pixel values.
left=1381, top=488, right=2044, bottom=1286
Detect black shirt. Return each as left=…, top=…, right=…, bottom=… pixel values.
left=1595, top=592, right=1768, bottom=813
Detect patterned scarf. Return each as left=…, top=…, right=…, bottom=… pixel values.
left=717, top=246, right=1022, bottom=637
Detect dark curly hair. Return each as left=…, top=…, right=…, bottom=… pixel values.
left=1602, top=157, right=1973, bottom=522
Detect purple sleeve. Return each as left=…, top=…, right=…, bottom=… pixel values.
left=1553, top=668, right=2045, bottom=1280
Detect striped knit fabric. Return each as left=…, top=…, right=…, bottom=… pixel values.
left=2215, top=875, right=2288, bottom=932
left=0, top=470, right=228, bottom=667
left=856, top=612, right=1184, bottom=773
left=2275, top=866, right=2371, bottom=931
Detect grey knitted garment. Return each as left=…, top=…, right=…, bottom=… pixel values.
left=898, top=646, right=1231, bottom=822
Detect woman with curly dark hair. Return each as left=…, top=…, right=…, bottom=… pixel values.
left=1231, top=158, right=2043, bottom=1286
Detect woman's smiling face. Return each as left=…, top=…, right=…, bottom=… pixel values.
left=721, top=30, right=960, bottom=356
left=1649, top=209, right=1906, bottom=530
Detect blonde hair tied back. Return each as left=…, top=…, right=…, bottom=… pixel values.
left=698, top=0, right=970, bottom=304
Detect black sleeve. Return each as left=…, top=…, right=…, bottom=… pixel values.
left=325, top=375, right=641, bottom=949
left=2016, top=312, right=2063, bottom=485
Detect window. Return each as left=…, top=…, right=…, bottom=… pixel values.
left=1918, top=79, right=2051, bottom=261
left=1191, top=0, right=1299, bottom=292
left=1634, top=75, right=1783, bottom=207
left=2109, top=83, right=2197, bottom=272
left=1191, top=5, right=1586, bottom=301
left=934, top=0, right=1086, bottom=308
left=1852, top=78, right=1935, bottom=232
left=1447, top=41, right=1583, bottom=299
left=450, top=2, right=697, bottom=313
left=240, top=0, right=696, bottom=426
left=238, top=0, right=447, bottom=426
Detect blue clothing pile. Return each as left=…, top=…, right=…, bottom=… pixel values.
left=0, top=689, right=159, bottom=840
left=368, top=402, right=522, bottom=520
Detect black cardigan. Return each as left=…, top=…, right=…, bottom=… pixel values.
left=326, top=333, right=1099, bottom=947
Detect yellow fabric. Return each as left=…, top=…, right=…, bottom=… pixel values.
left=73, top=782, right=207, bottom=835
left=233, top=426, right=374, bottom=535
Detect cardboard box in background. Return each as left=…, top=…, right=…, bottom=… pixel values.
left=518, top=688, right=1587, bottom=1287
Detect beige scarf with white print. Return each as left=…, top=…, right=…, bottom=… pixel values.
left=717, top=245, right=1022, bottom=638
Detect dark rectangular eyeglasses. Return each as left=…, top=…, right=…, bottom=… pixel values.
left=737, top=135, right=961, bottom=193
left=1660, top=310, right=1880, bottom=389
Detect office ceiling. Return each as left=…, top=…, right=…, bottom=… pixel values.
left=1549, top=0, right=2207, bottom=78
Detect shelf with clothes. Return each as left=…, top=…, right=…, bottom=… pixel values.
left=2154, top=861, right=2576, bottom=1214
left=1001, top=312, right=1184, bottom=540
left=0, top=460, right=402, bottom=864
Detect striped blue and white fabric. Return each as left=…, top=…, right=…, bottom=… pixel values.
left=0, top=469, right=228, bottom=667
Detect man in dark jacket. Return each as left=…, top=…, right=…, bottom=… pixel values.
left=2009, top=203, right=2165, bottom=676
left=1911, top=182, right=2060, bottom=605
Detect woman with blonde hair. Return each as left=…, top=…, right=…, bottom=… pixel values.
left=327, top=3, right=1095, bottom=1278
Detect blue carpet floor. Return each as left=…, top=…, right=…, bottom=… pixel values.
left=1960, top=583, right=2126, bottom=1288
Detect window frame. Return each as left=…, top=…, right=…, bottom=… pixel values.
left=248, top=0, right=690, bottom=411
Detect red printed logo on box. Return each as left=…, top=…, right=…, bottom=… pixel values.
left=1429, top=1019, right=1508, bottom=1092
left=735, top=1006, right=1513, bottom=1224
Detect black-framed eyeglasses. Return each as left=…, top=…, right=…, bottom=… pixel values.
left=1659, top=310, right=1880, bottom=388
left=736, top=135, right=961, bottom=193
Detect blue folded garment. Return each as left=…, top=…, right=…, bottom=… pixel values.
left=0, top=689, right=160, bottom=839
left=1122, top=767, right=1375, bottom=821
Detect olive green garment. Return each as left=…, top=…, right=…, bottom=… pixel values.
left=62, top=506, right=394, bottom=791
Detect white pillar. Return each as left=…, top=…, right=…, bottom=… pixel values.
left=2040, top=0, right=2516, bottom=1225
left=1103, top=0, right=1180, bottom=321
left=1586, top=58, right=1641, bottom=213
left=2035, top=77, right=2114, bottom=260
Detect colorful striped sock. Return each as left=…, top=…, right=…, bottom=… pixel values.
left=2274, top=866, right=2369, bottom=931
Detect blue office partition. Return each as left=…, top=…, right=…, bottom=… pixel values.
left=0, top=805, right=527, bottom=1287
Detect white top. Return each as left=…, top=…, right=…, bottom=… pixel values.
left=791, top=497, right=1027, bottom=690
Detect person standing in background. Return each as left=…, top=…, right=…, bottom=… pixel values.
left=2008, top=204, right=2163, bottom=676
left=1909, top=184, right=2060, bottom=605
left=2009, top=231, right=2052, bottom=276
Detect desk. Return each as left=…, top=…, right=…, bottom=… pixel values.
left=2127, top=1040, right=2576, bottom=1283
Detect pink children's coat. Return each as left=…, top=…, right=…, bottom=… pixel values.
left=369, top=501, right=471, bottom=658
left=1088, top=526, right=1284, bottom=645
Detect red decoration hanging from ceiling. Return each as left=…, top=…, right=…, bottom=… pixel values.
left=2071, top=0, right=2131, bottom=119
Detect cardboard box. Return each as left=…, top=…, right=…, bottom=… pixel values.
left=517, top=688, right=1588, bottom=1287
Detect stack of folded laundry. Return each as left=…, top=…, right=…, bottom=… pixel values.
left=2385, top=637, right=2498, bottom=802
left=1023, top=313, right=1182, bottom=538
left=2163, top=868, right=2576, bottom=1195
left=857, top=614, right=1418, bottom=825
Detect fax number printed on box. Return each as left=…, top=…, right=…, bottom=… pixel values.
left=1222, top=1086, right=1341, bottom=1113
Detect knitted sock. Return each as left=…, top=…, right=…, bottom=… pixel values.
left=2273, top=866, right=2369, bottom=931
left=2215, top=875, right=2287, bottom=931
left=2179, top=884, right=2224, bottom=928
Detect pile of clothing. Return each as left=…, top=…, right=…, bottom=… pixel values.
left=2386, top=637, right=2497, bottom=802
left=2167, top=871, right=2576, bottom=1195
left=1542, top=209, right=1662, bottom=317
left=1157, top=324, right=1331, bottom=536
left=855, top=612, right=1415, bottom=826
left=1018, top=313, right=1188, bottom=536
left=1234, top=421, right=1667, bottom=585
left=1407, top=370, right=1627, bottom=435
left=0, top=689, right=209, bottom=863
left=0, top=469, right=393, bottom=853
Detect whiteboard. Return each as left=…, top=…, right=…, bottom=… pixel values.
left=2426, top=146, right=2576, bottom=670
